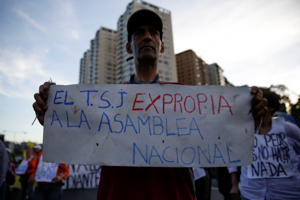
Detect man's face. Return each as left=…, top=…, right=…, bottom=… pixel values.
left=33, top=148, right=41, bottom=154
left=127, top=25, right=164, bottom=64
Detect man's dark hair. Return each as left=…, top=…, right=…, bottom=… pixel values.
left=261, top=89, right=280, bottom=115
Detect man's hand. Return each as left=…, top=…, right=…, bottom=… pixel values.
left=52, top=176, right=63, bottom=183
left=250, top=87, right=268, bottom=130
left=230, top=183, right=240, bottom=200
left=33, top=82, right=56, bottom=126
left=230, top=172, right=240, bottom=200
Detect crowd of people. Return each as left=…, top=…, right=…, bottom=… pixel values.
left=0, top=144, right=69, bottom=200
left=31, top=9, right=276, bottom=200
left=0, top=7, right=300, bottom=200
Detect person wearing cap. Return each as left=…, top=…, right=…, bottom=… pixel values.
left=33, top=9, right=267, bottom=200
left=29, top=145, right=69, bottom=200
left=19, top=148, right=37, bottom=200
left=32, top=144, right=42, bottom=161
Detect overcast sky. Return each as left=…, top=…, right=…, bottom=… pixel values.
left=0, top=0, right=299, bottom=144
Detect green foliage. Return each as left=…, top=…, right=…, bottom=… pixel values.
left=269, top=84, right=300, bottom=127
left=291, top=102, right=300, bottom=127
left=13, top=145, right=23, bottom=157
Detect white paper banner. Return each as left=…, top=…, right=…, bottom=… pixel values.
left=247, top=119, right=293, bottom=178
left=16, top=159, right=28, bottom=175
left=35, top=155, right=59, bottom=182
left=62, top=164, right=101, bottom=190
left=43, top=84, right=255, bottom=167
left=193, top=167, right=206, bottom=180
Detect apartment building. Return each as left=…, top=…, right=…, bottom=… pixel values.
left=79, top=27, right=117, bottom=84
left=207, top=63, right=226, bottom=86
left=79, top=50, right=90, bottom=84
left=176, top=50, right=210, bottom=85
left=116, top=0, right=177, bottom=83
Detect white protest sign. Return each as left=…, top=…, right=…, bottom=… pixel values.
left=43, top=84, right=255, bottom=167
left=247, top=118, right=293, bottom=178
left=35, top=155, right=59, bottom=182
left=193, top=167, right=206, bottom=180
left=62, top=164, right=101, bottom=190
left=16, top=159, right=28, bottom=175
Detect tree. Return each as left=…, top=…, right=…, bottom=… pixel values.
left=269, top=84, right=300, bottom=127
left=291, top=101, right=300, bottom=127
left=269, top=85, right=291, bottom=113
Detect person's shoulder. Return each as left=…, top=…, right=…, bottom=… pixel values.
left=282, top=119, right=300, bottom=139
left=31, top=156, right=37, bottom=162
left=284, top=120, right=299, bottom=132
left=0, top=140, right=5, bottom=148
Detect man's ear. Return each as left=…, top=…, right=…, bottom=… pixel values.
left=160, top=41, right=165, bottom=53
left=126, top=42, right=132, bottom=54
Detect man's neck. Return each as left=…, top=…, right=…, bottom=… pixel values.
left=135, top=71, right=158, bottom=82
left=259, top=112, right=272, bottom=135
left=135, top=62, right=159, bottom=82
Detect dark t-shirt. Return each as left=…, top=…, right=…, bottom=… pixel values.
left=97, top=166, right=195, bottom=200
left=97, top=80, right=195, bottom=200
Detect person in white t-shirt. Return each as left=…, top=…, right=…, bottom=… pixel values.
left=229, top=90, right=300, bottom=200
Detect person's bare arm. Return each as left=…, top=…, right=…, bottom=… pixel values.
left=32, top=82, right=56, bottom=126
left=250, top=87, right=268, bottom=130
left=230, top=172, right=240, bottom=200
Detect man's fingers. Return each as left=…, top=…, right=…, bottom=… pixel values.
left=251, top=89, right=264, bottom=106
left=254, top=106, right=268, bottom=130
left=250, top=87, right=268, bottom=130
left=33, top=81, right=55, bottom=126
left=32, top=101, right=45, bottom=125
left=252, top=98, right=268, bottom=131
left=39, top=84, right=48, bottom=101
left=252, top=97, right=268, bottom=116
left=32, top=101, right=45, bottom=115
left=38, top=82, right=56, bottom=101
left=254, top=104, right=268, bottom=119
left=34, top=93, right=48, bottom=111
left=250, top=86, right=259, bottom=95
left=43, top=81, right=56, bottom=90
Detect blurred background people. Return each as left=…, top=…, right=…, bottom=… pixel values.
left=229, top=90, right=300, bottom=200
left=30, top=145, right=69, bottom=200
left=217, top=167, right=235, bottom=200
left=193, top=167, right=212, bottom=200
left=0, top=139, right=8, bottom=200
left=32, top=145, right=42, bottom=162
left=19, top=148, right=37, bottom=200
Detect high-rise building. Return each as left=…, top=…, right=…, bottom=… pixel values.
left=224, top=77, right=234, bottom=86
left=79, top=27, right=117, bottom=84
left=207, top=63, right=226, bottom=86
left=90, top=27, right=117, bottom=84
left=175, top=50, right=210, bottom=85
left=79, top=50, right=90, bottom=84
left=116, top=0, right=177, bottom=83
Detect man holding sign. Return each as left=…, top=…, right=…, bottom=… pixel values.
left=30, top=145, right=69, bottom=200
left=229, top=90, right=300, bottom=200
left=33, top=9, right=268, bottom=200
left=17, top=148, right=36, bottom=200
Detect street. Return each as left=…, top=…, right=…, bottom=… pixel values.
left=6, top=186, right=224, bottom=200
